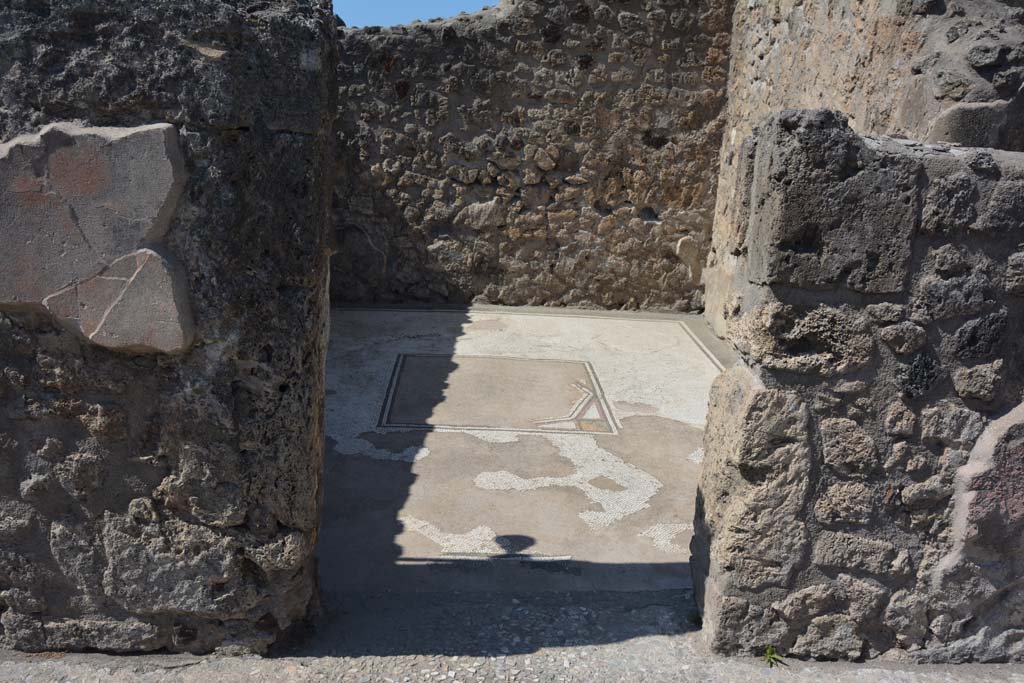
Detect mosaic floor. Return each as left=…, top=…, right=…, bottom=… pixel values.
left=319, top=307, right=734, bottom=596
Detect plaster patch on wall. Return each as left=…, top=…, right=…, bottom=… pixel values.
left=933, top=402, right=1024, bottom=585
left=0, top=122, right=193, bottom=354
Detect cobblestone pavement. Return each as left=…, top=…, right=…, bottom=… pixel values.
left=4, top=637, right=1024, bottom=683
left=4, top=591, right=1024, bottom=683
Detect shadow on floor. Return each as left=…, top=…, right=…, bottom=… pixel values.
left=298, top=573, right=697, bottom=657
left=293, top=306, right=702, bottom=658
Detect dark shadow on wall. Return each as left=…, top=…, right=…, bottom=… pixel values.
left=689, top=487, right=712, bottom=629
left=331, top=83, right=501, bottom=306
left=279, top=305, right=700, bottom=658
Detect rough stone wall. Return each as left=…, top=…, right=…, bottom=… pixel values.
left=0, top=0, right=336, bottom=654
left=705, top=0, right=1024, bottom=334
left=2, top=0, right=1022, bottom=664
left=692, top=110, right=1024, bottom=662
left=332, top=0, right=733, bottom=309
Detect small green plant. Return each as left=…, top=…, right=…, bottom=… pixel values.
left=763, top=645, right=788, bottom=669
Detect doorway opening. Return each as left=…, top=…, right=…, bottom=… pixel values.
left=307, top=305, right=735, bottom=656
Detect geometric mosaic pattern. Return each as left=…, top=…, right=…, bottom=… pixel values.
left=379, top=354, right=617, bottom=435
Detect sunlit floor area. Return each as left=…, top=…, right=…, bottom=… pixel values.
left=310, top=306, right=735, bottom=656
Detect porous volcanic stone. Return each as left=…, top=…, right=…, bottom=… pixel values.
left=695, top=109, right=1024, bottom=663
left=332, top=0, right=735, bottom=310
left=0, top=0, right=337, bottom=654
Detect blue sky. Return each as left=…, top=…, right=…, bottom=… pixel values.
left=334, top=0, right=491, bottom=27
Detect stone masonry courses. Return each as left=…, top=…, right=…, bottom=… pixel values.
left=0, top=0, right=1021, bottom=666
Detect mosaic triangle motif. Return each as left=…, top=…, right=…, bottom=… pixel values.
left=379, top=354, right=617, bottom=435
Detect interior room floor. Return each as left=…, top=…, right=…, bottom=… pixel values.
left=309, top=306, right=735, bottom=656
